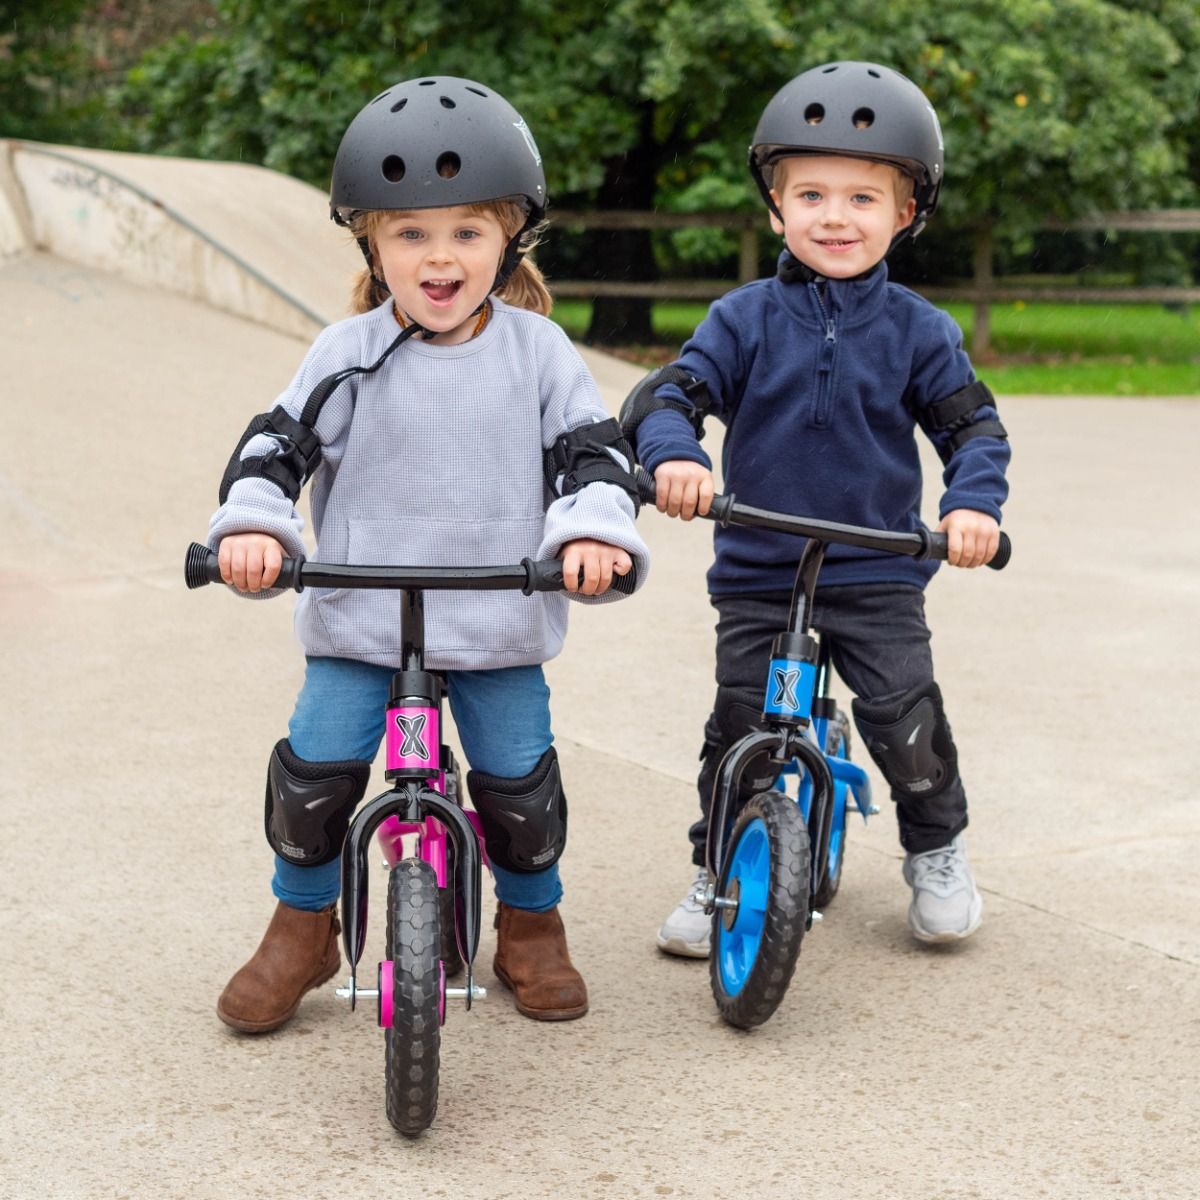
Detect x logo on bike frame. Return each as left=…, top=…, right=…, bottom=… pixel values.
left=771, top=667, right=801, bottom=710
left=395, top=713, right=429, bottom=759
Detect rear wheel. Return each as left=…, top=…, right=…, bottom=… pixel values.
left=710, top=791, right=811, bottom=1029
left=385, top=859, right=441, bottom=1136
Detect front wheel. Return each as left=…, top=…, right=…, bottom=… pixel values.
left=385, top=858, right=441, bottom=1136
left=710, top=791, right=811, bottom=1029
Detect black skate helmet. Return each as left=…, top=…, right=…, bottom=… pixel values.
left=749, top=62, right=944, bottom=241
left=330, top=76, right=546, bottom=288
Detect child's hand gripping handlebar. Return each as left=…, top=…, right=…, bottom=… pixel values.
left=632, top=468, right=1011, bottom=570
left=184, top=544, right=639, bottom=594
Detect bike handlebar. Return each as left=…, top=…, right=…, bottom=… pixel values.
left=184, top=543, right=638, bottom=596
left=633, top=468, right=1010, bottom=571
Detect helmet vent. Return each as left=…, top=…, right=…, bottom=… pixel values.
left=466, top=86, right=488, bottom=97
left=804, top=103, right=824, bottom=125
left=822, top=65, right=838, bottom=73
left=419, top=80, right=435, bottom=86
left=852, top=107, right=875, bottom=129
left=436, top=152, right=461, bottom=179
left=440, top=96, right=456, bottom=109
left=371, top=91, right=390, bottom=105
left=382, top=156, right=406, bottom=182
left=390, top=98, right=408, bottom=113
left=867, top=68, right=881, bottom=78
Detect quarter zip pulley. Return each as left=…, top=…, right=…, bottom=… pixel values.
left=810, top=283, right=838, bottom=428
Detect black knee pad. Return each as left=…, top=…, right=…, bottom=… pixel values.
left=467, top=747, right=566, bottom=874
left=264, top=738, right=372, bottom=867
left=701, top=685, right=777, bottom=795
left=852, top=682, right=958, bottom=800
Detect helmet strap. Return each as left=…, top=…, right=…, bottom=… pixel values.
left=491, top=232, right=526, bottom=293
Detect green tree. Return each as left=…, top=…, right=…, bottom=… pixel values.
left=112, top=0, right=1195, bottom=346
left=1, top=0, right=101, bottom=142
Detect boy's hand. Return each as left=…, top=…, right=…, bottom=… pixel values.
left=937, top=510, right=1000, bottom=569
left=218, top=532, right=286, bottom=592
left=560, top=538, right=633, bottom=596
left=654, top=460, right=715, bottom=520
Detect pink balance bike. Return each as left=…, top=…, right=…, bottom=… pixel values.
left=185, top=543, right=633, bottom=1136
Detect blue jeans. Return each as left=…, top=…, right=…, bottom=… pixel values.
left=273, top=657, right=562, bottom=913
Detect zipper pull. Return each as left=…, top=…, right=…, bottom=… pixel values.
left=825, top=319, right=836, bottom=342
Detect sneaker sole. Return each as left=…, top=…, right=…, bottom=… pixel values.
left=655, top=932, right=711, bottom=959
left=908, top=898, right=983, bottom=945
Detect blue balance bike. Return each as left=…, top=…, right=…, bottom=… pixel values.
left=635, top=469, right=1010, bottom=1028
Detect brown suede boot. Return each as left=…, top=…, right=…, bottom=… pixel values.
left=217, top=902, right=341, bottom=1034
left=493, top=902, right=588, bottom=1021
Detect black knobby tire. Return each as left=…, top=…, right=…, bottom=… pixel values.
left=812, top=708, right=852, bottom=910
left=385, top=858, right=441, bottom=1137
left=710, top=791, right=811, bottom=1029
left=438, top=839, right=464, bottom=980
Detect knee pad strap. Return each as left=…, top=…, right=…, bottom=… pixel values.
left=852, top=683, right=958, bottom=800
left=264, top=739, right=372, bottom=867
left=467, top=747, right=566, bottom=874
left=710, top=685, right=777, bottom=795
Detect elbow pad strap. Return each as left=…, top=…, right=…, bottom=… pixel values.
left=618, top=365, right=712, bottom=455
left=219, top=405, right=323, bottom=504
left=543, top=417, right=640, bottom=508
left=919, top=380, right=1008, bottom=464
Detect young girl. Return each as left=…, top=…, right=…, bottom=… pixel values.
left=210, top=77, right=648, bottom=1030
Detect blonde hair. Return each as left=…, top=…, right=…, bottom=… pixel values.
left=348, top=200, right=552, bottom=317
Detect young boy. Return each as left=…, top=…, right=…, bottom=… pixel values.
left=621, top=61, right=1010, bottom=956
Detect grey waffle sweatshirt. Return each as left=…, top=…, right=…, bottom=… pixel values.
left=208, top=297, right=650, bottom=671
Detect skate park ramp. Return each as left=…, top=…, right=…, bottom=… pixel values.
left=2, top=142, right=1198, bottom=1200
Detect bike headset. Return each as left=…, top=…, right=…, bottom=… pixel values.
left=219, top=78, right=549, bottom=506
left=748, top=61, right=944, bottom=282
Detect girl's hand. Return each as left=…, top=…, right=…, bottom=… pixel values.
left=937, top=509, right=1000, bottom=569
left=654, top=460, right=715, bottom=520
left=218, top=532, right=286, bottom=592
left=560, top=539, right=633, bottom=596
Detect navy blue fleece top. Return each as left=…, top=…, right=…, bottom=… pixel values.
left=633, top=261, right=1010, bottom=594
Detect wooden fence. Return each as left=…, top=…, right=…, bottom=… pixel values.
left=547, top=208, right=1200, bottom=354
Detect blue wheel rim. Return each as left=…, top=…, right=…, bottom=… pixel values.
left=716, top=817, right=770, bottom=998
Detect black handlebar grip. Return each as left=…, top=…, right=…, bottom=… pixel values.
left=925, top=531, right=1011, bottom=571
left=184, top=542, right=223, bottom=589
left=522, top=558, right=638, bottom=596
left=184, top=543, right=305, bottom=590
left=633, top=465, right=658, bottom=505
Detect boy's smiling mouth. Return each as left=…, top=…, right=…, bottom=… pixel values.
left=815, top=238, right=859, bottom=250
left=421, top=279, right=464, bottom=304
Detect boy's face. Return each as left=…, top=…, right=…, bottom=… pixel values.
left=768, top=156, right=917, bottom=279
left=373, top=205, right=507, bottom=343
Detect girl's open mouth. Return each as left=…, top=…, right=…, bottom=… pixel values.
left=421, top=279, right=463, bottom=304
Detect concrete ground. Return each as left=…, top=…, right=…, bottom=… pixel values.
left=1, top=154, right=1198, bottom=1200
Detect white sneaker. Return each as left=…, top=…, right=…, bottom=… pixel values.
left=655, top=866, right=712, bottom=958
left=902, top=835, right=983, bottom=944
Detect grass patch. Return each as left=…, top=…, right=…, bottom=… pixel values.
left=552, top=299, right=1200, bottom=395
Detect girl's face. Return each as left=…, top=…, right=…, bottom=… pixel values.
left=768, top=156, right=916, bottom=279
left=373, top=205, right=507, bottom=343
